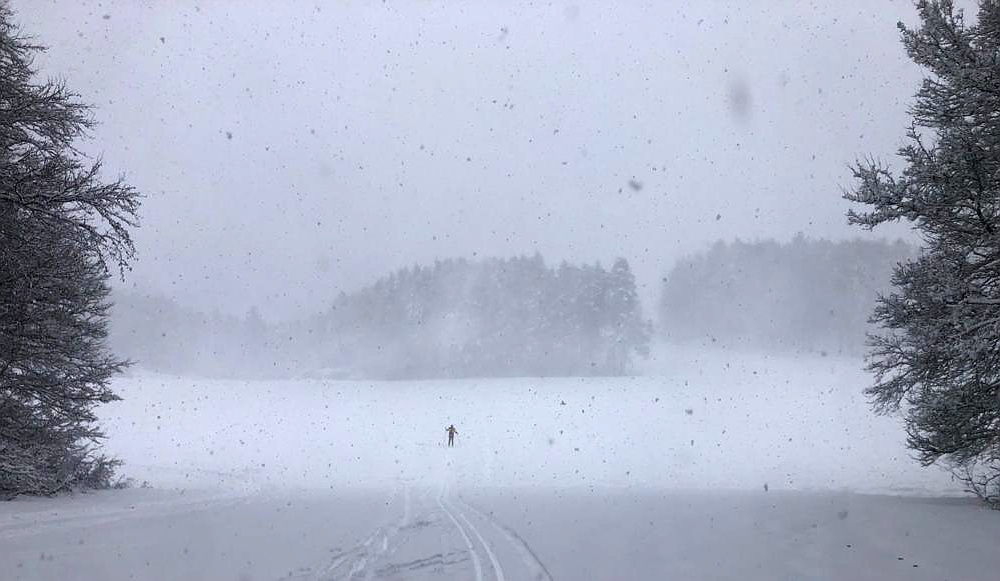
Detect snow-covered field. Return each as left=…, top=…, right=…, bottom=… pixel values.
left=3, top=346, right=999, bottom=580
left=99, top=346, right=955, bottom=494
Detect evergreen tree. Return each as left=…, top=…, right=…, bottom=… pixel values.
left=605, top=258, right=651, bottom=373
left=844, top=0, right=1000, bottom=507
left=0, top=7, right=141, bottom=498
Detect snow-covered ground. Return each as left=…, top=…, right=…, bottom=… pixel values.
left=3, top=346, right=998, bottom=580
left=0, top=487, right=393, bottom=580
left=4, top=483, right=999, bottom=580
left=461, top=486, right=1000, bottom=581
left=97, top=345, right=956, bottom=494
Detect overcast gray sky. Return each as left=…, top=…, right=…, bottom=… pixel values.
left=12, top=1, right=927, bottom=320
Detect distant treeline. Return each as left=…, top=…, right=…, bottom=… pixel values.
left=110, top=254, right=651, bottom=379
left=314, top=255, right=650, bottom=378
left=658, top=236, right=917, bottom=355
left=111, top=238, right=914, bottom=379
left=109, top=293, right=284, bottom=378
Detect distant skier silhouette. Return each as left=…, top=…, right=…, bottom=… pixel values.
left=446, top=424, right=458, bottom=447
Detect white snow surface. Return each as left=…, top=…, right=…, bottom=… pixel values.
left=100, top=346, right=955, bottom=494
left=4, top=346, right=999, bottom=581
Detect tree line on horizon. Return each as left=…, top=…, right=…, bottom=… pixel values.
left=315, top=254, right=651, bottom=379
left=659, top=236, right=917, bottom=355
left=109, top=237, right=916, bottom=379
left=111, top=254, right=652, bottom=379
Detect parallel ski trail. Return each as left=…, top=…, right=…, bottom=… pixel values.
left=436, top=489, right=485, bottom=581
left=456, top=508, right=506, bottom=581
left=455, top=495, right=554, bottom=581
left=297, top=483, right=539, bottom=581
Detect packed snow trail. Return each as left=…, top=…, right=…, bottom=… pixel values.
left=297, top=483, right=547, bottom=581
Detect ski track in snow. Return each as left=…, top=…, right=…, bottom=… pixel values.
left=455, top=511, right=504, bottom=581
left=296, top=482, right=547, bottom=581
left=436, top=488, right=485, bottom=581
left=452, top=495, right=554, bottom=581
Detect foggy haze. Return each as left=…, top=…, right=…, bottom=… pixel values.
left=13, top=0, right=921, bottom=320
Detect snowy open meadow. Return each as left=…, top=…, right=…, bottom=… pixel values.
left=3, top=347, right=998, bottom=580
left=99, top=346, right=958, bottom=494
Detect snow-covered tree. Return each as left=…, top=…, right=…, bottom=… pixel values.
left=604, top=258, right=650, bottom=373
left=844, top=0, right=1000, bottom=507
left=0, top=7, right=141, bottom=498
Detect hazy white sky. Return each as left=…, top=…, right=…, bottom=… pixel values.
left=12, top=1, right=927, bottom=320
